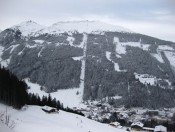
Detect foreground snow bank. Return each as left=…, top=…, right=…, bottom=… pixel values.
left=0, top=104, right=126, bottom=132
left=0, top=122, right=14, bottom=132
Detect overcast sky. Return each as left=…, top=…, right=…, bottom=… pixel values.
left=0, top=0, right=175, bottom=42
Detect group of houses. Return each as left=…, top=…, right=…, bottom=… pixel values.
left=109, top=121, right=167, bottom=132
left=130, top=121, right=167, bottom=132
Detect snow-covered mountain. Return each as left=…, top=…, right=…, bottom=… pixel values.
left=11, top=20, right=46, bottom=37
left=0, top=104, right=126, bottom=132
left=0, top=20, right=175, bottom=109
left=37, top=20, right=132, bottom=35
left=8, top=20, right=132, bottom=37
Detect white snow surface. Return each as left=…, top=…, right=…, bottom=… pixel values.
left=33, top=40, right=44, bottom=44
left=0, top=54, right=11, bottom=68
left=106, top=51, right=127, bottom=72
left=78, top=34, right=87, bottom=101
left=0, top=104, right=126, bottom=132
left=164, top=51, right=175, bottom=68
left=17, top=48, right=25, bottom=56
left=131, top=122, right=144, bottom=127
left=11, top=20, right=45, bottom=37
left=113, top=37, right=150, bottom=55
left=72, top=56, right=83, bottom=61
left=26, top=44, right=38, bottom=48
left=0, top=122, right=14, bottom=132
left=38, top=47, right=44, bottom=57
left=67, top=36, right=75, bottom=46
left=37, top=21, right=132, bottom=34
left=67, top=36, right=84, bottom=48
left=6, top=44, right=20, bottom=54
left=151, top=53, right=164, bottom=63
left=122, top=42, right=150, bottom=51
left=158, top=45, right=174, bottom=51
left=114, top=37, right=126, bottom=54
left=0, top=45, right=4, bottom=62
left=25, top=79, right=85, bottom=108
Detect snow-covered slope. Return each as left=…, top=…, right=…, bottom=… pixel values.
left=0, top=122, right=14, bottom=132
left=11, top=20, right=46, bottom=37
left=0, top=104, right=126, bottom=132
left=164, top=51, right=175, bottom=68
left=37, top=21, right=132, bottom=34
left=25, top=79, right=86, bottom=109
left=0, top=30, right=2, bottom=33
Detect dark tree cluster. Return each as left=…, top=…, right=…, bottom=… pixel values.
left=27, top=93, right=84, bottom=116
left=27, top=93, right=62, bottom=110
left=0, top=66, right=28, bottom=109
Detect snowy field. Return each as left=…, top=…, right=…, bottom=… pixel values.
left=25, top=79, right=86, bottom=109
left=0, top=104, right=126, bottom=132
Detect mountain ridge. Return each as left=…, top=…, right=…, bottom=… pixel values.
left=6, top=20, right=133, bottom=37
left=0, top=20, right=175, bottom=108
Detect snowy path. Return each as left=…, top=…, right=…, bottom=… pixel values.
left=79, top=33, right=88, bottom=100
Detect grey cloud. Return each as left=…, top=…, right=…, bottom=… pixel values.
left=0, top=0, right=174, bottom=41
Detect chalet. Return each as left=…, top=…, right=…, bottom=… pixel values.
left=154, top=125, right=167, bottom=132
left=41, top=106, right=59, bottom=113
left=109, top=121, right=120, bottom=128
left=131, top=122, right=144, bottom=131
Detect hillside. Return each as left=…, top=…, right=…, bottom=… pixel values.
left=0, top=20, right=175, bottom=108
left=0, top=104, right=126, bottom=132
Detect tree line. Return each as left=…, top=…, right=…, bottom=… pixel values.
left=0, top=66, right=84, bottom=116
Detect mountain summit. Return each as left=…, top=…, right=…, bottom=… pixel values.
left=10, top=20, right=46, bottom=36
left=39, top=20, right=132, bottom=34
left=7, top=20, right=132, bottom=37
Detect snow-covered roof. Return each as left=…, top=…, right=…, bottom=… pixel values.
left=131, top=122, right=144, bottom=128
left=143, top=127, right=154, bottom=131
left=110, top=122, right=120, bottom=126
left=154, top=125, right=167, bottom=132
left=42, top=105, right=57, bottom=111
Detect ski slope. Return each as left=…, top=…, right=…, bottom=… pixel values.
left=0, top=104, right=126, bottom=132
left=25, top=78, right=86, bottom=109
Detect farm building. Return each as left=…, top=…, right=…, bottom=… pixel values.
left=41, top=106, right=59, bottom=113
left=131, top=122, right=144, bottom=131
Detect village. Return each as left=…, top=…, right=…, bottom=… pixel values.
left=71, top=100, right=175, bottom=132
